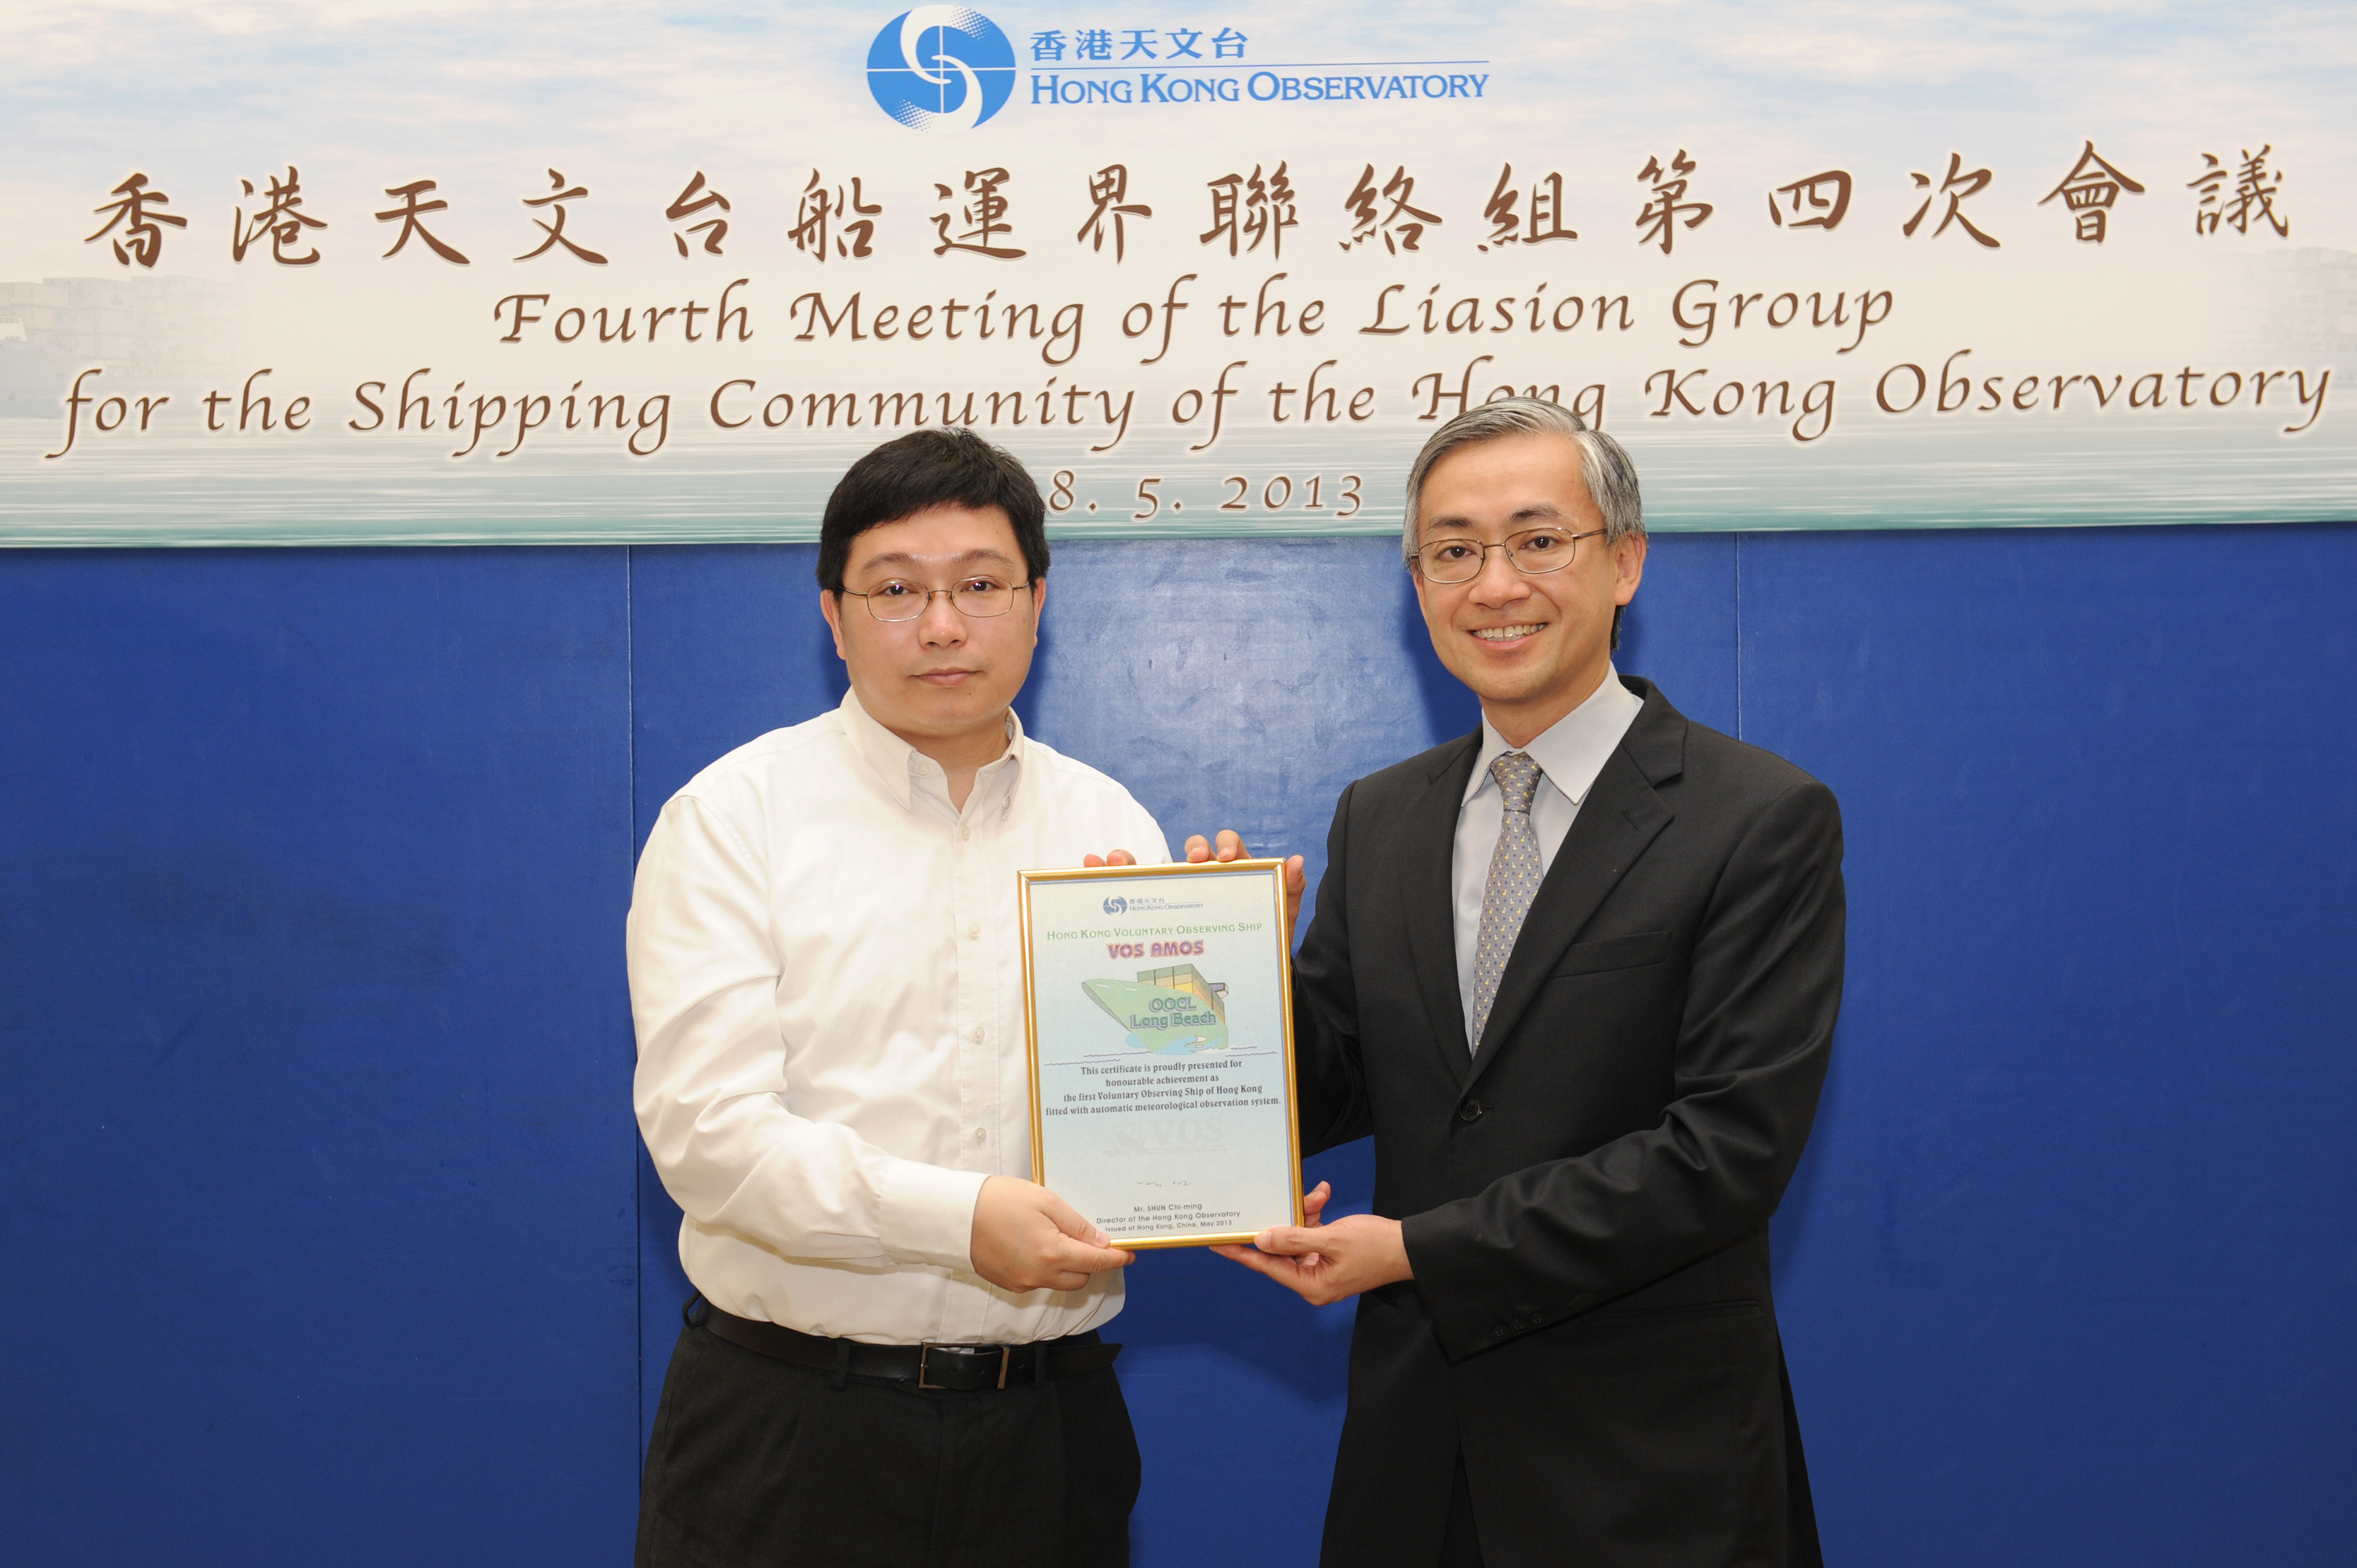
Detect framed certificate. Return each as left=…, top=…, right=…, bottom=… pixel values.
left=1017, top=858, right=1303, bottom=1249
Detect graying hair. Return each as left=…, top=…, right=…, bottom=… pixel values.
left=1400, top=397, right=1645, bottom=562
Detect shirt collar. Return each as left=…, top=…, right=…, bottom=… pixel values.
left=838, top=687, right=1025, bottom=814
left=1462, top=665, right=1643, bottom=808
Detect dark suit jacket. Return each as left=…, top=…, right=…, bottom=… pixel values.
left=1292, top=677, right=1844, bottom=1568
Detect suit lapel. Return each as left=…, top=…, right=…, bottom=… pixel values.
left=1465, top=686, right=1685, bottom=1090
left=1396, top=732, right=1480, bottom=1089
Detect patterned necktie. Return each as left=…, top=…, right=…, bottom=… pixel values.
left=1469, top=750, right=1545, bottom=1053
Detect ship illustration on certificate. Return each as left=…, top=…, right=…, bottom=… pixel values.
left=1081, top=964, right=1230, bottom=1053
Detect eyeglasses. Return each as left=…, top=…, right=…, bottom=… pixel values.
left=1412, top=528, right=1604, bottom=584
left=841, top=577, right=1035, bottom=622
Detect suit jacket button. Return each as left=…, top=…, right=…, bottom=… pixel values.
left=1458, top=1100, right=1484, bottom=1123
left=1491, top=1327, right=1507, bottom=1341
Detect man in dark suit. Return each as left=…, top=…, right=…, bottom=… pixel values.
left=1200, top=399, right=1844, bottom=1567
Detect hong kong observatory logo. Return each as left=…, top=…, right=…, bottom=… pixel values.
left=867, top=8, right=1017, bottom=132
left=1102, top=896, right=1128, bottom=916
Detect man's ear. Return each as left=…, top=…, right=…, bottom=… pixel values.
left=818, top=588, right=848, bottom=662
left=1028, top=575, right=1047, bottom=644
left=1612, top=534, right=1648, bottom=607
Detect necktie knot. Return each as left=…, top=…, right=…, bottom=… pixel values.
left=1491, top=750, right=1542, bottom=816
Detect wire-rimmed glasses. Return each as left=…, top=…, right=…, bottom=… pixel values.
left=840, top=577, right=1036, bottom=622
left=1412, top=528, right=1604, bottom=583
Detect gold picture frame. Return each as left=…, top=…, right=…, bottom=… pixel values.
left=1016, top=858, right=1303, bottom=1249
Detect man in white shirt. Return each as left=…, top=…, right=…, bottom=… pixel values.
left=629, top=428, right=1168, bottom=1567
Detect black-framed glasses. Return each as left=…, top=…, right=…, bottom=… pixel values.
left=841, top=577, right=1035, bottom=622
left=1412, top=528, right=1604, bottom=584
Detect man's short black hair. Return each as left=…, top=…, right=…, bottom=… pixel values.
left=816, top=428, right=1050, bottom=593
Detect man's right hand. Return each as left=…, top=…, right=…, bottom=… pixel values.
left=970, top=1175, right=1135, bottom=1294
left=1183, top=829, right=1306, bottom=932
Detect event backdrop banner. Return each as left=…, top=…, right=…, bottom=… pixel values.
left=1, top=2, right=2349, bottom=545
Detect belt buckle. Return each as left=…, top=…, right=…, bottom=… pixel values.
left=917, top=1343, right=1013, bottom=1391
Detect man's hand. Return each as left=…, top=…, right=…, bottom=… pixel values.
left=971, top=1175, right=1135, bottom=1294
left=1212, top=1181, right=1414, bottom=1306
left=1182, top=829, right=1306, bottom=931
left=1080, top=850, right=1137, bottom=868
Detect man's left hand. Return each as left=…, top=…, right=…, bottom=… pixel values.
left=1081, top=850, right=1138, bottom=868
left=1212, top=1181, right=1414, bottom=1306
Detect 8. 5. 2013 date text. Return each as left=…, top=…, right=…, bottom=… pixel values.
left=1048, top=471, right=1367, bottom=521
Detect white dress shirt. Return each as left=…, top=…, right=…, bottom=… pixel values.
left=1451, top=667, right=1647, bottom=1037
left=628, top=689, right=1170, bottom=1346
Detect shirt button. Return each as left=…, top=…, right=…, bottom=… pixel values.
left=972, top=1127, right=988, bottom=1145
left=971, top=1025, right=986, bottom=1042
left=967, top=923, right=981, bottom=939
left=960, top=825, right=971, bottom=841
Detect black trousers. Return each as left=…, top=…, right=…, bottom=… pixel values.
left=637, top=1319, right=1142, bottom=1568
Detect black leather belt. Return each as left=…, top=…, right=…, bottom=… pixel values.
left=692, top=1298, right=1120, bottom=1393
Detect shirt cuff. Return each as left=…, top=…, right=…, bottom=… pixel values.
left=876, top=1159, right=991, bottom=1273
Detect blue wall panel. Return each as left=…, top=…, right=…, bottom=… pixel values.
left=4, top=524, right=2351, bottom=1566
left=0, top=549, right=640, bottom=1566
left=1738, top=526, right=2357, bottom=1566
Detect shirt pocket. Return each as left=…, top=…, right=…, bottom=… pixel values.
left=1548, top=929, right=1680, bottom=978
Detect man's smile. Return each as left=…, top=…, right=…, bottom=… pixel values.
left=1470, top=624, right=1545, bottom=644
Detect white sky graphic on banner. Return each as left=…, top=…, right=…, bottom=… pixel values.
left=0, top=1, right=2348, bottom=543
